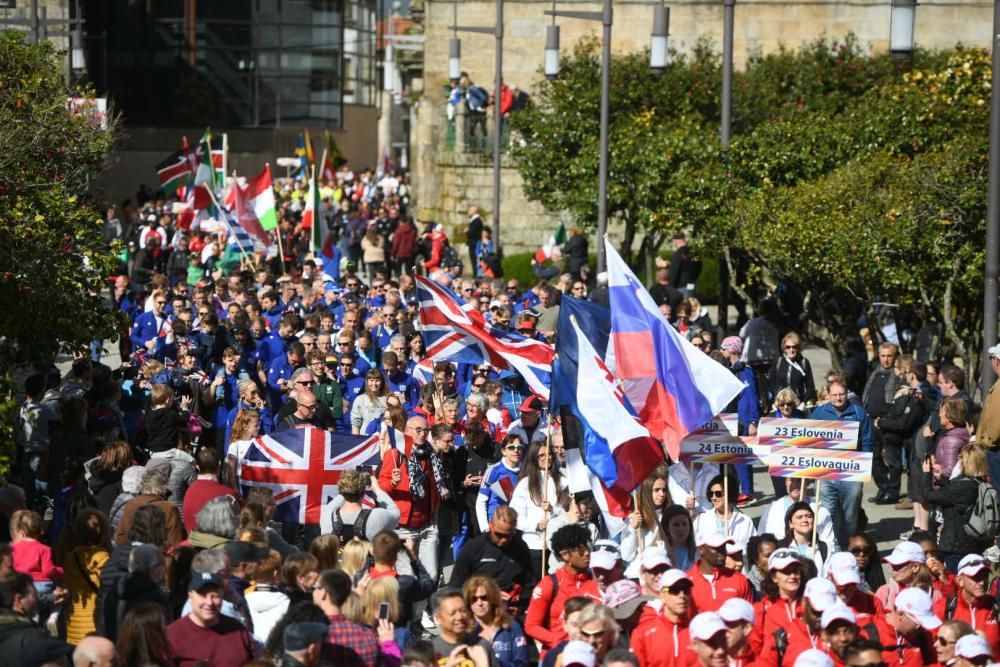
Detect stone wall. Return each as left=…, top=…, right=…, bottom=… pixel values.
left=412, top=0, right=994, bottom=254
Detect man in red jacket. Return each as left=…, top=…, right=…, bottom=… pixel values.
left=687, top=531, right=752, bottom=613
left=868, top=588, right=939, bottom=667
left=525, top=524, right=601, bottom=652
left=719, top=598, right=756, bottom=667
left=827, top=551, right=885, bottom=628
left=643, top=569, right=696, bottom=667
left=689, top=612, right=730, bottom=667
left=950, top=555, right=1000, bottom=656
left=820, top=606, right=860, bottom=667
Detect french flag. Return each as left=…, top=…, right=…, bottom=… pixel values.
left=555, top=310, right=663, bottom=494
left=604, top=239, right=745, bottom=461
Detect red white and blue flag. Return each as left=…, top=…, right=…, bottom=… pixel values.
left=415, top=275, right=554, bottom=399
left=604, top=239, right=744, bottom=461
left=234, top=427, right=380, bottom=525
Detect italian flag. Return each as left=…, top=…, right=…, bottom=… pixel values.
left=247, top=164, right=278, bottom=231
left=534, top=222, right=567, bottom=262
left=223, top=179, right=269, bottom=243
left=302, top=166, right=323, bottom=253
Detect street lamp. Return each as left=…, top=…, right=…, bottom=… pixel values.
left=544, top=25, right=560, bottom=80
left=717, top=0, right=735, bottom=334
left=650, top=5, right=670, bottom=74
left=982, top=0, right=1000, bottom=392
left=889, top=0, right=917, bottom=59
left=450, top=0, right=505, bottom=251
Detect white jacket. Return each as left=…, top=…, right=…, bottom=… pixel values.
left=693, top=509, right=756, bottom=549
left=619, top=510, right=666, bottom=564
left=246, top=588, right=290, bottom=644
left=756, top=497, right=840, bottom=553
left=508, top=474, right=566, bottom=551
left=668, top=462, right=719, bottom=515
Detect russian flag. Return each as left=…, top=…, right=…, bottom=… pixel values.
left=554, top=298, right=663, bottom=495
left=604, top=239, right=745, bottom=461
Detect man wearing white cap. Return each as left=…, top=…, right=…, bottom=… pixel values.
left=647, top=569, right=696, bottom=667
left=719, top=598, right=756, bottom=667
left=950, top=634, right=994, bottom=667
left=760, top=578, right=840, bottom=667
left=589, top=540, right=625, bottom=594
left=870, top=587, right=940, bottom=667
left=950, top=555, right=1000, bottom=656
left=689, top=612, right=729, bottom=667
left=637, top=546, right=672, bottom=597
left=820, top=604, right=860, bottom=666
left=688, top=531, right=752, bottom=613
left=794, top=649, right=836, bottom=667
left=826, top=551, right=885, bottom=627
left=875, top=541, right=944, bottom=613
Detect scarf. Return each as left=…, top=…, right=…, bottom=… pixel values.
left=430, top=451, right=452, bottom=500
left=406, top=446, right=429, bottom=501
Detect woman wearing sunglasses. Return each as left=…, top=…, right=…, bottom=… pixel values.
left=750, top=548, right=809, bottom=660
left=476, top=436, right=525, bottom=532
left=693, top=473, right=755, bottom=549
left=768, top=332, right=816, bottom=405
left=463, top=575, right=529, bottom=667
left=935, top=620, right=975, bottom=667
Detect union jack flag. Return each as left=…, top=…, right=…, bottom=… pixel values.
left=233, top=427, right=381, bottom=525
left=415, top=275, right=554, bottom=399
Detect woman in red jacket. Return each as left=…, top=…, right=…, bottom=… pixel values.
left=390, top=217, right=419, bottom=276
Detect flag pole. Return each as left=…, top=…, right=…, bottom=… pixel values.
left=633, top=490, right=644, bottom=555
left=811, top=479, right=821, bottom=556
left=222, top=133, right=229, bottom=184
left=540, top=414, right=552, bottom=576
left=319, top=148, right=329, bottom=183
left=723, top=464, right=729, bottom=535
left=207, top=186, right=253, bottom=268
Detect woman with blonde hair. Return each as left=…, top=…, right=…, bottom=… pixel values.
left=462, top=575, right=528, bottom=667
left=340, top=538, right=372, bottom=579
left=362, top=576, right=413, bottom=649
left=224, top=409, right=261, bottom=487
left=620, top=464, right=670, bottom=563
left=919, top=443, right=992, bottom=571
left=768, top=332, right=815, bottom=403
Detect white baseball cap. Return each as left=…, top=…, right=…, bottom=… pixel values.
left=659, top=569, right=692, bottom=591
left=804, top=578, right=839, bottom=612
left=827, top=551, right=862, bottom=586
left=952, top=634, right=993, bottom=663
left=768, top=547, right=803, bottom=572
left=989, top=344, right=1000, bottom=360
left=689, top=612, right=728, bottom=642
left=957, top=554, right=989, bottom=577
left=820, top=604, right=857, bottom=630
left=794, top=649, right=835, bottom=667
left=718, top=598, right=755, bottom=625
left=561, top=640, right=597, bottom=667
left=590, top=540, right=621, bottom=571
left=640, top=545, right=672, bottom=571
left=895, top=587, right=942, bottom=630
left=698, top=530, right=735, bottom=549
left=883, top=541, right=926, bottom=566
left=727, top=540, right=747, bottom=557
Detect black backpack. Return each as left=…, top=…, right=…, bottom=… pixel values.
left=441, top=242, right=463, bottom=273
left=330, top=508, right=372, bottom=542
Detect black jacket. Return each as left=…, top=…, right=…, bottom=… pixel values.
left=450, top=531, right=535, bottom=611
left=466, top=215, right=484, bottom=247
left=918, top=472, right=993, bottom=554
left=96, top=543, right=133, bottom=639
left=878, top=387, right=926, bottom=449
left=563, top=235, right=589, bottom=275
left=143, top=406, right=189, bottom=453
left=768, top=356, right=816, bottom=403
left=87, top=465, right=124, bottom=517
left=668, top=245, right=701, bottom=288
left=435, top=449, right=469, bottom=536
left=0, top=609, right=71, bottom=666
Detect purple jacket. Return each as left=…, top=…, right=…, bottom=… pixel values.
left=935, top=426, right=970, bottom=482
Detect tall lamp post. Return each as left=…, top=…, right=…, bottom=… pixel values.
left=717, top=0, right=734, bottom=334
left=543, top=1, right=666, bottom=271
left=984, top=0, right=1000, bottom=391
left=448, top=0, right=504, bottom=252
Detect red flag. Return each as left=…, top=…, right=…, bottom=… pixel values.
left=321, top=153, right=336, bottom=183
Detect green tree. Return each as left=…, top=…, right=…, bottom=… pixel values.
left=0, top=31, right=122, bottom=475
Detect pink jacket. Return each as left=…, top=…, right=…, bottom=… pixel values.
left=12, top=539, right=63, bottom=582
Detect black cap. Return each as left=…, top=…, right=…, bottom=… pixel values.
left=188, top=571, right=225, bottom=593
left=284, top=622, right=329, bottom=651
left=224, top=540, right=270, bottom=564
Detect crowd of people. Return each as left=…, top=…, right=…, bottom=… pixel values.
left=10, top=170, right=1000, bottom=667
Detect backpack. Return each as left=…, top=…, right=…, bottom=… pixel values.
left=330, top=508, right=373, bottom=542
left=440, top=242, right=463, bottom=273
left=467, top=86, right=489, bottom=112
left=964, top=480, right=1000, bottom=541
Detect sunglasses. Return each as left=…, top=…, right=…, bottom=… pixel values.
left=664, top=584, right=693, bottom=596
left=849, top=546, right=871, bottom=555
left=471, top=594, right=490, bottom=602
left=296, top=380, right=315, bottom=386
left=708, top=490, right=725, bottom=498
left=579, top=628, right=605, bottom=639
left=301, top=403, right=318, bottom=410
left=784, top=345, right=800, bottom=350
left=491, top=530, right=513, bottom=540
left=504, top=445, right=525, bottom=452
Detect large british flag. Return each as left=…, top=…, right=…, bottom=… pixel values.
left=234, top=427, right=381, bottom=525
left=415, top=275, right=554, bottom=398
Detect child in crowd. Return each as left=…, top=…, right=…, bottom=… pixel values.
left=10, top=509, right=63, bottom=628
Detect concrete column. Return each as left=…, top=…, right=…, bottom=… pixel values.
left=455, top=101, right=468, bottom=153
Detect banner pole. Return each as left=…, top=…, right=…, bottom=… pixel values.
left=811, top=479, right=821, bottom=556
left=633, top=490, right=644, bottom=555
left=723, top=463, right=729, bottom=535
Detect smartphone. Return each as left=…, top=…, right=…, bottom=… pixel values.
left=378, top=602, right=391, bottom=620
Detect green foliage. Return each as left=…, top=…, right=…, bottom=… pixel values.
left=0, top=31, right=122, bottom=474
left=511, top=33, right=991, bottom=376
left=501, top=252, right=537, bottom=288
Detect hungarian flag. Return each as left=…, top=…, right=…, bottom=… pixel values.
left=535, top=222, right=567, bottom=263
left=224, top=180, right=270, bottom=243
left=246, top=165, right=278, bottom=231
left=155, top=150, right=193, bottom=194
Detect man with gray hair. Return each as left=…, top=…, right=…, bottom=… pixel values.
left=864, top=341, right=903, bottom=505
left=274, top=367, right=337, bottom=430
left=187, top=495, right=239, bottom=549
left=113, top=465, right=185, bottom=548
